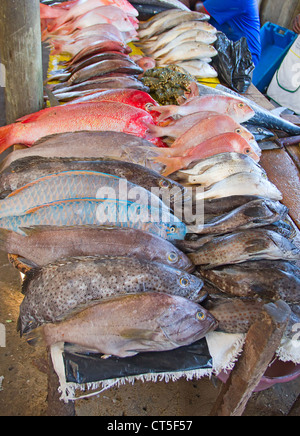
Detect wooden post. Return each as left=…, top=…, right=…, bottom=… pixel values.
left=0, top=0, right=43, bottom=124
left=210, top=301, right=291, bottom=416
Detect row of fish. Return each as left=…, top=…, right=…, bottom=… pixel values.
left=41, top=0, right=152, bottom=102
left=137, top=9, right=218, bottom=79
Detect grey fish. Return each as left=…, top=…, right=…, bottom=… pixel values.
left=0, top=226, right=193, bottom=271
left=18, top=256, right=205, bottom=335
left=242, top=123, right=275, bottom=142
left=0, top=157, right=185, bottom=210
left=198, top=260, right=300, bottom=304
left=67, top=52, right=132, bottom=75
left=188, top=229, right=300, bottom=268
left=0, top=132, right=164, bottom=174
left=68, top=59, right=144, bottom=85
left=52, top=75, right=150, bottom=94
left=197, top=83, right=300, bottom=135
left=38, top=293, right=217, bottom=357
left=187, top=198, right=288, bottom=236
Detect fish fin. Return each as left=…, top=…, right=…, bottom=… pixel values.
left=0, top=124, right=15, bottom=154
left=23, top=327, right=44, bottom=346
left=154, top=156, right=186, bottom=177
left=149, top=105, right=179, bottom=122
left=21, top=265, right=42, bottom=295
left=0, top=228, right=13, bottom=250
left=244, top=238, right=269, bottom=254
left=44, top=86, right=60, bottom=107
left=120, top=328, right=157, bottom=341
left=243, top=205, right=267, bottom=218
left=143, top=122, right=168, bottom=139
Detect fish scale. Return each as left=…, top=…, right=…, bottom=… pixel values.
left=0, top=170, right=169, bottom=218
left=0, top=198, right=186, bottom=240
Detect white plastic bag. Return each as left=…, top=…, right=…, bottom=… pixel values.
left=267, top=35, right=300, bottom=115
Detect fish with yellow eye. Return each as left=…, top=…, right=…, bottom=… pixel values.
left=0, top=198, right=187, bottom=241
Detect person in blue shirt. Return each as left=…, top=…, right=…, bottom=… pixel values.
left=184, top=0, right=262, bottom=67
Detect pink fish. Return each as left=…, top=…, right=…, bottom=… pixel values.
left=151, top=95, right=255, bottom=123
left=148, top=114, right=255, bottom=157
left=155, top=132, right=260, bottom=176
left=0, top=101, right=164, bottom=154
left=50, top=35, right=123, bottom=56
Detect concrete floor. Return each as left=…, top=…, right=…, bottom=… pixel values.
left=0, top=49, right=299, bottom=417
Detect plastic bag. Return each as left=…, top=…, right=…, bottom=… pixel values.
left=212, top=32, right=255, bottom=94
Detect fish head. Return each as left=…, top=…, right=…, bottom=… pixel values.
left=236, top=137, right=260, bottom=162
left=227, top=100, right=255, bottom=123
left=268, top=231, right=300, bottom=260
left=172, top=268, right=204, bottom=299
left=157, top=298, right=218, bottom=346
left=164, top=221, right=187, bottom=241
left=163, top=248, right=194, bottom=272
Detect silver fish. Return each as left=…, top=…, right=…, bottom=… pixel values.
left=157, top=42, right=218, bottom=65
left=38, top=293, right=217, bottom=357
left=194, top=172, right=283, bottom=201
left=177, top=153, right=266, bottom=186
left=176, top=60, right=218, bottom=79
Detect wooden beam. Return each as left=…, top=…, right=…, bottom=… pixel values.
left=0, top=0, right=43, bottom=124
left=210, top=301, right=291, bottom=416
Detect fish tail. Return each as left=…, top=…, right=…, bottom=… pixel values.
left=155, top=156, right=184, bottom=177
left=144, top=122, right=168, bottom=139
left=0, top=124, right=16, bottom=155
left=150, top=106, right=179, bottom=122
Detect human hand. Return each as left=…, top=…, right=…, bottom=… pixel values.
left=292, top=14, right=300, bottom=33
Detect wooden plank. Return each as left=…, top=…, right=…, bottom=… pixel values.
left=0, top=0, right=43, bottom=124
left=210, top=301, right=290, bottom=417
left=260, top=0, right=300, bottom=29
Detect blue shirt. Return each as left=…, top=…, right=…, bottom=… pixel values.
left=203, top=0, right=261, bottom=66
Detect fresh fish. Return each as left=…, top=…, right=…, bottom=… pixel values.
left=0, top=198, right=187, bottom=240
left=70, top=23, right=129, bottom=43
left=198, top=260, right=300, bottom=304
left=156, top=42, right=218, bottom=66
left=53, top=75, right=150, bottom=94
left=0, top=132, right=164, bottom=174
left=0, top=156, right=185, bottom=205
left=0, top=226, right=193, bottom=271
left=51, top=6, right=139, bottom=35
left=148, top=114, right=255, bottom=155
left=66, top=51, right=129, bottom=74
left=67, top=59, right=144, bottom=84
left=50, top=35, right=124, bottom=56
left=27, top=293, right=217, bottom=357
left=144, top=24, right=217, bottom=53
left=0, top=171, right=171, bottom=218
left=176, top=61, right=218, bottom=79
left=188, top=198, right=288, bottom=236
left=199, top=195, right=264, bottom=219
left=150, top=30, right=217, bottom=59
left=194, top=172, right=282, bottom=201
left=197, top=83, right=300, bottom=136
left=131, top=0, right=190, bottom=13
left=242, top=123, right=275, bottom=142
left=205, top=297, right=264, bottom=334
left=151, top=94, right=255, bottom=122
left=19, top=256, right=204, bottom=334
left=188, top=229, right=300, bottom=268
left=0, top=101, right=161, bottom=154
left=177, top=152, right=266, bottom=186
left=138, top=10, right=210, bottom=39
left=65, top=89, right=160, bottom=118
left=65, top=39, right=132, bottom=67
left=155, top=133, right=260, bottom=176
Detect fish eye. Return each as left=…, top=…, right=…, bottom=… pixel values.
left=179, top=277, right=190, bottom=287
left=235, top=128, right=241, bottom=134
left=159, top=179, right=171, bottom=189
left=245, top=148, right=251, bottom=154
left=238, top=103, right=244, bottom=108
left=196, top=311, right=206, bottom=321
left=169, top=225, right=177, bottom=233
left=145, top=103, right=154, bottom=112
left=168, top=252, right=179, bottom=263
left=257, top=128, right=263, bottom=133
